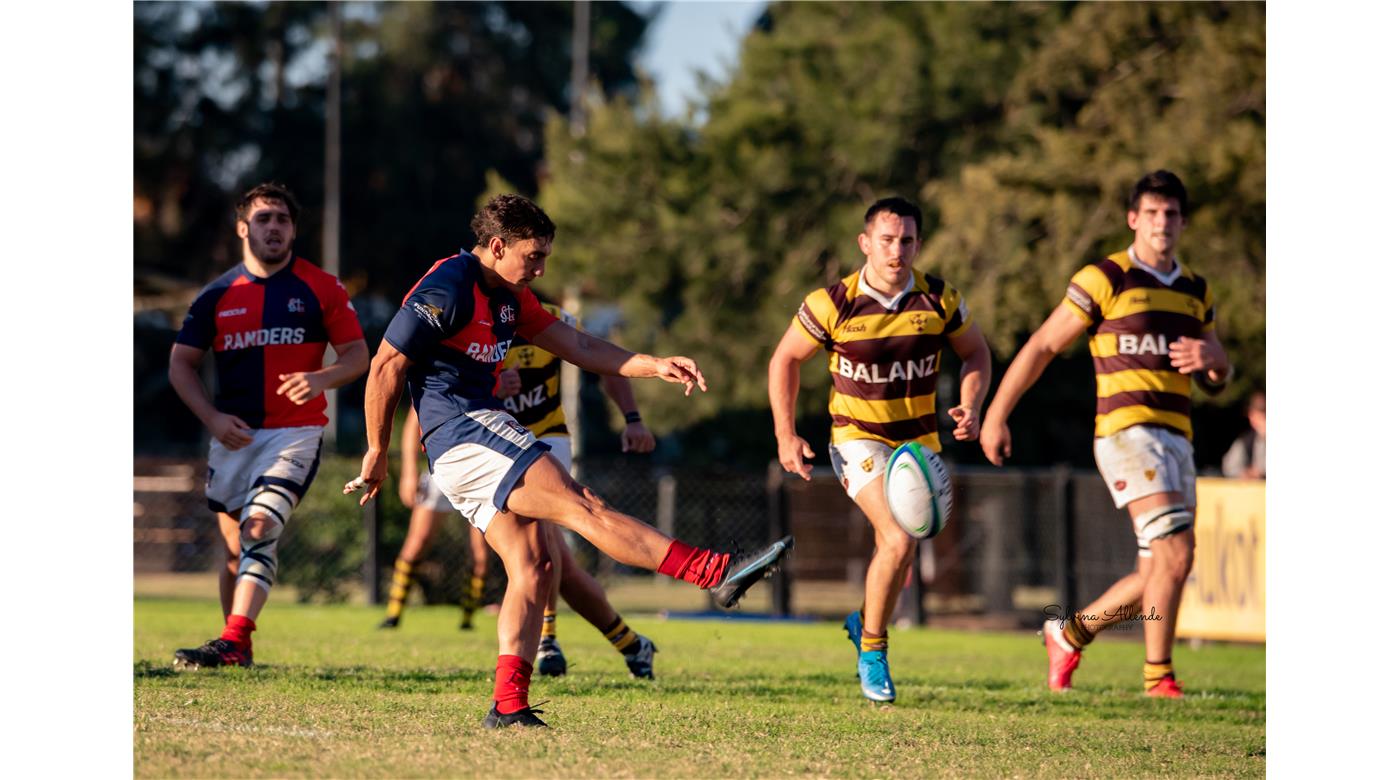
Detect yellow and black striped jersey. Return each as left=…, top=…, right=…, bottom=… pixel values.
left=500, top=303, right=575, bottom=438
left=1063, top=248, right=1216, bottom=440
left=794, top=269, right=972, bottom=452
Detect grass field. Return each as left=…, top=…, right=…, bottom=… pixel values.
left=134, top=597, right=1264, bottom=778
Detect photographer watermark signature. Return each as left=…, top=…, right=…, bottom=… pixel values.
left=1043, top=604, right=1162, bottom=631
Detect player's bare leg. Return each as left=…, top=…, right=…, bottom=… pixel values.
left=844, top=476, right=912, bottom=702
left=535, top=523, right=569, bottom=676
left=553, top=525, right=659, bottom=678
left=460, top=525, right=490, bottom=630
left=482, top=511, right=553, bottom=725
left=216, top=512, right=241, bottom=620
left=380, top=505, right=442, bottom=629
left=505, top=454, right=791, bottom=608
left=1141, top=528, right=1194, bottom=696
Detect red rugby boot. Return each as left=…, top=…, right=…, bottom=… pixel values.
left=1041, top=619, right=1081, bottom=692
left=1145, top=676, right=1184, bottom=698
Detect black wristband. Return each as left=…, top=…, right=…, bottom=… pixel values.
left=624, top=411, right=642, bottom=424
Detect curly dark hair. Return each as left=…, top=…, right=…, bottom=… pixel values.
left=235, top=182, right=301, bottom=225
left=470, top=194, right=556, bottom=247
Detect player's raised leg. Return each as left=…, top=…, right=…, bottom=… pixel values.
left=505, top=453, right=793, bottom=607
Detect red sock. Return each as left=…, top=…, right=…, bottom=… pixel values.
left=220, top=615, right=256, bottom=649
left=657, top=541, right=731, bottom=588
left=494, top=654, right=533, bottom=715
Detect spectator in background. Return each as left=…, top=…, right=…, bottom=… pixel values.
left=1222, top=391, right=1265, bottom=479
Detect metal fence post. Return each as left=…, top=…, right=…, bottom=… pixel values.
left=1054, top=465, right=1076, bottom=613
left=654, top=472, right=676, bottom=582
left=364, top=493, right=381, bottom=605
left=766, top=461, right=792, bottom=616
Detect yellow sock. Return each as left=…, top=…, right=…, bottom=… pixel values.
left=860, top=632, right=888, bottom=653
left=385, top=558, right=414, bottom=619
left=1144, top=660, right=1174, bottom=691
left=542, top=608, right=557, bottom=639
left=1064, top=614, right=1095, bottom=650
left=602, top=617, right=639, bottom=653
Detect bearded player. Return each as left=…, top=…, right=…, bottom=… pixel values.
left=168, top=182, right=368, bottom=668
left=768, top=196, right=991, bottom=703
left=980, top=171, right=1231, bottom=698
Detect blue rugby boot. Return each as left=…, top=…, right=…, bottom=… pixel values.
left=858, top=649, right=896, bottom=703
left=843, top=610, right=862, bottom=655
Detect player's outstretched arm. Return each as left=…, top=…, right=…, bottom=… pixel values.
left=767, top=324, right=821, bottom=481
left=980, top=304, right=1087, bottom=466
left=599, top=374, right=656, bottom=453
left=530, top=320, right=707, bottom=396
left=168, top=343, right=254, bottom=451
left=947, top=322, right=993, bottom=442
left=346, top=340, right=413, bottom=505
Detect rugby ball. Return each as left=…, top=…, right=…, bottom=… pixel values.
left=883, top=442, right=953, bottom=539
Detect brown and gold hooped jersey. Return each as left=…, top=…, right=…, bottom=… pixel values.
left=1063, top=249, right=1216, bottom=440
left=499, top=303, right=575, bottom=438
left=794, top=270, right=972, bottom=452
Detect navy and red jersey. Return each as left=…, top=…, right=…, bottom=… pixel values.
left=384, top=251, right=559, bottom=455
left=175, top=258, right=364, bottom=429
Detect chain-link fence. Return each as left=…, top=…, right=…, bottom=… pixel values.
left=136, top=452, right=1142, bottom=627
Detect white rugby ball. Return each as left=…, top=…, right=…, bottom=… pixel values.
left=883, top=442, right=953, bottom=539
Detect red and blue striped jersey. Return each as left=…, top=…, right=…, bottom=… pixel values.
left=384, top=251, right=559, bottom=447
left=175, top=258, right=364, bottom=429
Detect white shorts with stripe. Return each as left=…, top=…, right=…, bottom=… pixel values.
left=205, top=425, right=323, bottom=518
left=427, top=409, right=560, bottom=533
left=419, top=434, right=571, bottom=515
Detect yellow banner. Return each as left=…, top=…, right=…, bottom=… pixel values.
left=1177, top=477, right=1265, bottom=642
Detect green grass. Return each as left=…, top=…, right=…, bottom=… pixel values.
left=135, top=598, right=1264, bottom=778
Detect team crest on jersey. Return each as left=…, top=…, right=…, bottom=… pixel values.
left=499, top=304, right=516, bottom=323
left=518, top=346, right=534, bottom=365
left=1144, top=469, right=1157, bottom=481
left=1114, top=480, right=1127, bottom=491
left=861, top=456, right=874, bottom=473
left=909, top=313, right=928, bottom=331
left=288, top=297, right=305, bottom=313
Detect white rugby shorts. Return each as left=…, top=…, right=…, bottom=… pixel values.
left=419, top=434, right=571, bottom=515
left=1092, top=424, right=1197, bottom=510
left=829, top=438, right=948, bottom=502
left=427, top=409, right=553, bottom=533
left=205, top=425, right=323, bottom=515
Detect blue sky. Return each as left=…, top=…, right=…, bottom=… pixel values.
left=630, top=1, right=768, bottom=116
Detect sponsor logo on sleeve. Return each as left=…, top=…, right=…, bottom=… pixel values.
left=412, top=302, right=444, bottom=330
left=217, top=307, right=248, bottom=318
